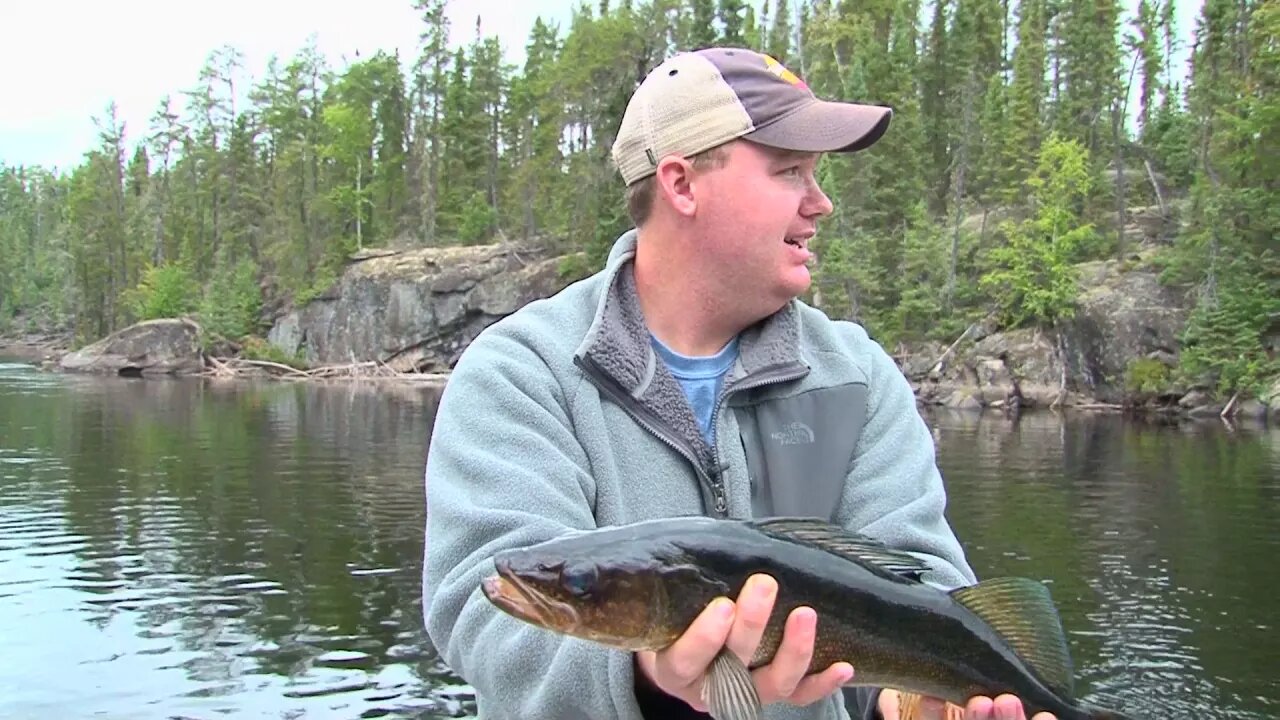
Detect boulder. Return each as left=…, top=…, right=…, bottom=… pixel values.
left=944, top=391, right=983, bottom=410
left=1178, top=389, right=1214, bottom=409
left=903, top=253, right=1193, bottom=409
left=1262, top=378, right=1280, bottom=419
left=1234, top=399, right=1268, bottom=421
left=269, top=242, right=585, bottom=372
left=1061, top=260, right=1191, bottom=403
left=913, top=327, right=1065, bottom=409
left=59, top=318, right=204, bottom=376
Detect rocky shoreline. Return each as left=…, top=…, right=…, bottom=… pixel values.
left=4, top=239, right=1276, bottom=421
left=0, top=333, right=69, bottom=366
left=4, top=323, right=1276, bottom=423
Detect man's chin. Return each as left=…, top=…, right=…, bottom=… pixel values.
left=781, top=270, right=812, bottom=298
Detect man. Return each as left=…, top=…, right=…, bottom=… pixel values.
left=422, top=47, right=1056, bottom=720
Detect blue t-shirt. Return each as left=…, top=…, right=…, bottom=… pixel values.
left=650, top=335, right=740, bottom=445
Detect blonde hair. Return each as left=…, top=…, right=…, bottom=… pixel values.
left=624, top=143, right=732, bottom=227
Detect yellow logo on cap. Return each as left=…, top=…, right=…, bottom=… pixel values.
left=762, top=54, right=809, bottom=91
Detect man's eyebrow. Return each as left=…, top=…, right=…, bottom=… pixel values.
left=767, top=149, right=819, bottom=163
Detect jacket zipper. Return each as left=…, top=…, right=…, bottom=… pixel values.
left=709, top=362, right=810, bottom=493
left=713, top=362, right=811, bottom=426
left=574, top=356, right=728, bottom=516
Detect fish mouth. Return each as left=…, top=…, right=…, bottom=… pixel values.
left=481, top=569, right=579, bottom=631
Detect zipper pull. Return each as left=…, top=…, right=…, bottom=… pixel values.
left=714, top=491, right=727, bottom=514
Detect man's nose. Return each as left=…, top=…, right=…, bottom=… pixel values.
left=804, top=179, right=834, bottom=218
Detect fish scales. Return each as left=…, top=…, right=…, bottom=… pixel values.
left=481, top=516, right=1135, bottom=720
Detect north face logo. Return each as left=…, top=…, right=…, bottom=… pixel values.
left=770, top=421, right=815, bottom=445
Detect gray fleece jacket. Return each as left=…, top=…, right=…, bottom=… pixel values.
left=422, top=230, right=977, bottom=720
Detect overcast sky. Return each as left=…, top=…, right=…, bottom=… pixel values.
left=0, top=0, right=577, bottom=170
left=1, top=0, right=1201, bottom=171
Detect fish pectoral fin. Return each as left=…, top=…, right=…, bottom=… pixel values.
left=949, top=577, right=1075, bottom=699
left=702, top=648, right=761, bottom=720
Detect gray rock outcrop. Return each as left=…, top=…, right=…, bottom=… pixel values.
left=911, top=250, right=1194, bottom=410
left=59, top=318, right=204, bottom=376
left=268, top=243, right=583, bottom=372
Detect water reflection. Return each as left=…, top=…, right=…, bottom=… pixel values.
left=1, top=363, right=1277, bottom=719
left=0, top=364, right=468, bottom=718
left=930, top=410, right=1280, bottom=719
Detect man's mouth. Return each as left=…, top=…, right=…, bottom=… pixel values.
left=785, top=234, right=815, bottom=255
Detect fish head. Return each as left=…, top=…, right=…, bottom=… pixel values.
left=481, top=523, right=732, bottom=651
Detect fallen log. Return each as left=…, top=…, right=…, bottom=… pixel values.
left=202, top=355, right=448, bottom=385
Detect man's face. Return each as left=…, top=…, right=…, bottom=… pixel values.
left=693, top=140, right=834, bottom=312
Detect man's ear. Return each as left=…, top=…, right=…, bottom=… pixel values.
left=654, top=156, right=697, bottom=218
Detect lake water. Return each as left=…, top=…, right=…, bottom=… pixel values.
left=0, top=360, right=1276, bottom=719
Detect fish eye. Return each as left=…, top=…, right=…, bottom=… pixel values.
left=560, top=566, right=598, bottom=598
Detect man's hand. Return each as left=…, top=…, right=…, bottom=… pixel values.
left=635, top=573, right=853, bottom=712
left=878, top=689, right=1058, bottom=720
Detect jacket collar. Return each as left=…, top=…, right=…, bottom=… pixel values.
left=575, top=229, right=809, bottom=398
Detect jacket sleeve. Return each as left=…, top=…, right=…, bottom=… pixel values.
left=834, top=326, right=978, bottom=591
left=421, top=326, right=647, bottom=719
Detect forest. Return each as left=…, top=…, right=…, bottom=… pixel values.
left=0, top=0, right=1275, bottom=397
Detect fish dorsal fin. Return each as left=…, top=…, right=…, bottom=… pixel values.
left=950, top=577, right=1075, bottom=699
left=748, top=517, right=931, bottom=580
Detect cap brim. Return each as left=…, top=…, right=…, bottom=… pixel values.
left=744, top=100, right=892, bottom=154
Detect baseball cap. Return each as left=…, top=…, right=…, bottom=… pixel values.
left=611, top=47, right=893, bottom=186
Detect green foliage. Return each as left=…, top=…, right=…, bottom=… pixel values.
left=1124, top=357, right=1172, bottom=394
left=240, top=335, right=308, bottom=369
left=557, top=252, right=595, bottom=283
left=979, top=135, right=1097, bottom=328
left=0, top=0, right=1272, bottom=394
left=457, top=191, right=496, bottom=245
left=1178, top=253, right=1280, bottom=396
left=1144, top=102, right=1197, bottom=189
left=198, top=258, right=263, bottom=342
left=122, top=263, right=199, bottom=321
left=980, top=220, right=1082, bottom=328
left=294, top=266, right=339, bottom=307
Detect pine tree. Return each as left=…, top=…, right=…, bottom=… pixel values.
left=1000, top=0, right=1048, bottom=201
left=767, top=0, right=794, bottom=62
left=719, top=0, right=748, bottom=44
left=411, top=0, right=451, bottom=244
left=689, top=0, right=719, bottom=49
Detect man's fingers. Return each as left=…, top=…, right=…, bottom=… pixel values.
left=654, top=596, right=735, bottom=687
left=725, top=574, right=776, bottom=664
left=991, top=694, right=1027, bottom=720
left=965, top=695, right=995, bottom=719
left=783, top=661, right=853, bottom=706
left=753, top=604, right=818, bottom=702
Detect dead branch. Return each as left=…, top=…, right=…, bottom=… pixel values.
left=1220, top=391, right=1239, bottom=419
left=203, top=355, right=450, bottom=385
left=1144, top=157, right=1168, bottom=219
left=230, top=358, right=312, bottom=377
left=927, top=323, right=978, bottom=377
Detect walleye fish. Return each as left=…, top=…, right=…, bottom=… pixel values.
left=480, top=515, right=1134, bottom=720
